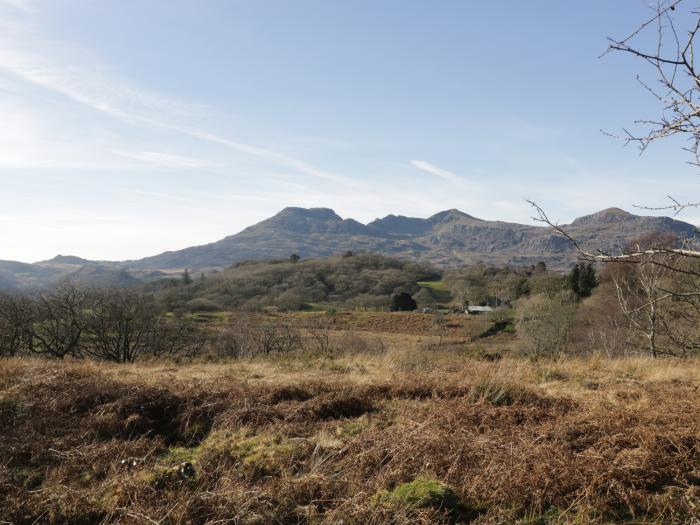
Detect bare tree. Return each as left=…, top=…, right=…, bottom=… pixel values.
left=516, top=292, right=578, bottom=359
left=528, top=3, right=700, bottom=356
left=213, top=316, right=304, bottom=358
left=29, top=283, right=89, bottom=359
left=146, top=315, right=204, bottom=359
left=0, top=293, right=34, bottom=357
left=250, top=321, right=302, bottom=356
left=301, top=318, right=333, bottom=355
left=609, top=234, right=694, bottom=357
left=529, top=1, right=700, bottom=265
left=84, top=288, right=158, bottom=363
left=605, top=0, right=700, bottom=177
left=611, top=253, right=668, bottom=357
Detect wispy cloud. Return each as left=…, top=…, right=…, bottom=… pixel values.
left=410, top=159, right=464, bottom=183
left=0, top=29, right=357, bottom=185
left=114, top=150, right=216, bottom=169
left=0, top=0, right=34, bottom=12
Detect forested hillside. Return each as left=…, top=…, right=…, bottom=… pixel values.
left=151, top=253, right=439, bottom=312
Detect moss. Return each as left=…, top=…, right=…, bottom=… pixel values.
left=336, top=417, right=368, bottom=438
left=378, top=477, right=459, bottom=511
left=160, top=429, right=301, bottom=477
left=142, top=465, right=191, bottom=489
left=376, top=477, right=484, bottom=521
left=162, top=445, right=200, bottom=464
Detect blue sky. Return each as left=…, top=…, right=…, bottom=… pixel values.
left=1, top=0, right=699, bottom=262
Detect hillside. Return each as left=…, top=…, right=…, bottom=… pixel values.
left=1, top=206, right=697, bottom=290
left=151, top=252, right=439, bottom=312
left=128, top=206, right=699, bottom=271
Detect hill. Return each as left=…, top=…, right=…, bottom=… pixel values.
left=150, top=252, right=439, bottom=312
left=1, top=206, right=697, bottom=291
left=127, top=206, right=699, bottom=271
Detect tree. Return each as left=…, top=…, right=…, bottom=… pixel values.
left=0, top=293, right=33, bottom=357
left=610, top=255, right=667, bottom=358
left=608, top=234, right=700, bottom=357
left=146, top=315, right=204, bottom=359
left=29, top=283, right=89, bottom=359
left=606, top=1, right=700, bottom=174
left=567, top=262, right=597, bottom=298
left=390, top=292, right=417, bottom=312
left=528, top=3, right=700, bottom=332
left=84, top=288, right=159, bottom=363
left=517, top=292, right=578, bottom=359
left=573, top=277, right=632, bottom=358
left=182, top=268, right=193, bottom=285
left=511, top=277, right=531, bottom=299
left=289, top=253, right=300, bottom=264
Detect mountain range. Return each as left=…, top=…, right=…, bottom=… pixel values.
left=1, top=206, right=697, bottom=290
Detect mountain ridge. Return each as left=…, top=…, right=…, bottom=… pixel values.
left=1, top=206, right=697, bottom=290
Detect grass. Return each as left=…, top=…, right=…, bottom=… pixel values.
left=417, top=279, right=454, bottom=303
left=3, top=350, right=700, bottom=524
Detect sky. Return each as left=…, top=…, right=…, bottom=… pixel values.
left=2, top=0, right=700, bottom=263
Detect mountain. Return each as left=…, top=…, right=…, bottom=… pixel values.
left=0, top=259, right=169, bottom=291
left=1, top=206, right=697, bottom=291
left=38, top=255, right=91, bottom=265
left=0, top=260, right=60, bottom=291
left=125, top=206, right=698, bottom=271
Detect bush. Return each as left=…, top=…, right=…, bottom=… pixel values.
left=516, top=292, right=578, bottom=359
left=390, top=292, right=417, bottom=312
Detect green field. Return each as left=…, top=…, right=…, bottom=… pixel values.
left=417, top=280, right=453, bottom=303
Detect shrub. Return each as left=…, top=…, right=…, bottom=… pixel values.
left=391, top=292, right=417, bottom=312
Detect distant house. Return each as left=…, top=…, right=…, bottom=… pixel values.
left=466, top=305, right=493, bottom=315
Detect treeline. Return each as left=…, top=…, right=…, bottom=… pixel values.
left=0, top=282, right=389, bottom=363
left=514, top=252, right=700, bottom=359
left=442, top=261, right=568, bottom=307
left=151, top=252, right=439, bottom=313
left=0, top=284, right=202, bottom=362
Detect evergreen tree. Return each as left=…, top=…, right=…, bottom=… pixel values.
left=182, top=268, right=193, bottom=285
left=390, top=292, right=417, bottom=311
left=567, top=262, right=597, bottom=298
left=578, top=262, right=597, bottom=298
left=289, top=253, right=300, bottom=263
left=567, top=264, right=581, bottom=296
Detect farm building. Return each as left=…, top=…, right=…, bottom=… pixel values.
left=466, top=305, right=493, bottom=315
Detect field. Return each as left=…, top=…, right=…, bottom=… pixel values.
left=417, top=280, right=454, bottom=304
left=2, top=313, right=700, bottom=525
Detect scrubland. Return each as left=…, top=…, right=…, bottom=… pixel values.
left=3, top=338, right=700, bottom=525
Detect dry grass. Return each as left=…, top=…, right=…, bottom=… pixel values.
left=2, top=350, right=700, bottom=524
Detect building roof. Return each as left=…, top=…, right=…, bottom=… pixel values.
left=467, top=306, right=493, bottom=313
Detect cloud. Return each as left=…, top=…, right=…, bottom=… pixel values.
left=114, top=150, right=216, bottom=169
left=410, top=159, right=464, bottom=183
left=0, top=99, right=113, bottom=169
left=0, top=28, right=357, bottom=185
left=0, top=0, right=34, bottom=12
